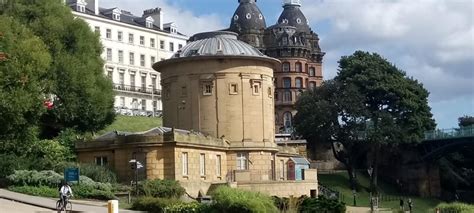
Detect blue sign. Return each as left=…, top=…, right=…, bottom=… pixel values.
left=64, top=168, right=80, bottom=182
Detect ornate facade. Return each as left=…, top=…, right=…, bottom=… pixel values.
left=228, top=0, right=325, bottom=133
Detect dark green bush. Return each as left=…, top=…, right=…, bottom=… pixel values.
left=7, top=170, right=62, bottom=187
left=139, top=179, right=185, bottom=198
left=8, top=186, right=58, bottom=198
left=131, top=197, right=182, bottom=213
left=435, top=202, right=474, bottom=213
left=164, top=202, right=203, bottom=213
left=73, top=184, right=116, bottom=200
left=209, top=186, right=278, bottom=213
left=299, top=196, right=346, bottom=213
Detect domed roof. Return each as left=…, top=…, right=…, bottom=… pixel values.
left=173, top=31, right=266, bottom=58
left=277, top=1, right=311, bottom=33
left=229, top=0, right=266, bottom=34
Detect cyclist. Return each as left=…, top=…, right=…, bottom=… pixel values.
left=59, top=181, right=73, bottom=207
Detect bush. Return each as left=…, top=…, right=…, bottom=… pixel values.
left=131, top=197, right=182, bottom=213
left=140, top=179, right=185, bottom=198
left=164, top=202, right=203, bottom=213
left=55, top=162, right=117, bottom=184
left=73, top=184, right=116, bottom=200
left=273, top=196, right=304, bottom=213
left=435, top=202, right=474, bottom=213
left=299, top=196, right=346, bottom=213
left=209, top=186, right=278, bottom=213
left=7, top=170, right=62, bottom=187
left=8, top=185, right=58, bottom=198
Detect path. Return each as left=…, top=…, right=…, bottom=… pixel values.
left=346, top=206, right=394, bottom=213
left=0, top=198, right=50, bottom=213
left=0, top=189, right=142, bottom=213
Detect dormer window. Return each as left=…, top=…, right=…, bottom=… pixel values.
left=146, top=22, right=152, bottom=28
left=77, top=5, right=85, bottom=13
left=145, top=16, right=154, bottom=29
left=111, top=8, right=121, bottom=21
left=113, top=13, right=120, bottom=21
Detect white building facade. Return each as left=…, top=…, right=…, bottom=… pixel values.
left=67, top=0, right=188, bottom=116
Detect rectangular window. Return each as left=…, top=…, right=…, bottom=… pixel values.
left=94, top=26, right=100, bottom=35
left=182, top=152, right=188, bottom=176
left=106, top=29, right=111, bottom=39
left=153, top=100, right=157, bottom=111
left=200, top=154, right=206, bottom=176
left=119, top=73, right=124, bottom=85
left=117, top=31, right=123, bottom=41
left=142, top=99, right=146, bottom=110
left=181, top=86, right=187, bottom=97
left=95, top=156, right=108, bottom=166
left=150, top=38, right=155, bottom=48
left=106, top=48, right=112, bottom=61
left=118, top=50, right=123, bottom=63
left=120, top=97, right=125, bottom=107
left=140, top=54, right=145, bottom=67
left=282, top=63, right=290, bottom=72
left=253, top=84, right=260, bottom=95
left=107, top=68, right=113, bottom=79
left=129, top=33, right=134, bottom=44
left=216, top=155, right=222, bottom=177
left=160, top=40, right=165, bottom=49
left=203, top=83, right=212, bottom=96
left=280, top=160, right=285, bottom=179
left=141, top=76, right=146, bottom=91
left=169, top=42, right=174, bottom=52
left=130, top=74, right=135, bottom=87
left=229, top=83, right=238, bottom=95
left=236, top=153, right=248, bottom=170
left=152, top=77, right=157, bottom=90
left=129, top=52, right=135, bottom=65
left=283, top=78, right=291, bottom=88
left=150, top=56, right=156, bottom=64
left=140, top=36, right=145, bottom=45
left=132, top=98, right=138, bottom=109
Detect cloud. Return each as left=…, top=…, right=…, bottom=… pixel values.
left=302, top=0, right=474, bottom=103
left=100, top=0, right=226, bottom=36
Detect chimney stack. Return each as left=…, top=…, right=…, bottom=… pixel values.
left=85, top=0, right=99, bottom=15
left=143, top=8, right=163, bottom=29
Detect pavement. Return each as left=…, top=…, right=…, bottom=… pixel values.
left=0, top=189, right=142, bottom=213
left=0, top=198, right=50, bottom=213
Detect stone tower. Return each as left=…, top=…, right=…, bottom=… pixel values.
left=229, top=0, right=266, bottom=50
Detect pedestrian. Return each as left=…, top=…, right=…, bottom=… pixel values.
left=399, top=198, right=404, bottom=211
left=408, top=198, right=413, bottom=212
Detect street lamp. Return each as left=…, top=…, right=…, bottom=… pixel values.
left=149, top=84, right=155, bottom=117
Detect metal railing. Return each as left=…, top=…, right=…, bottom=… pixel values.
left=114, top=107, right=162, bottom=117
left=424, top=126, right=474, bottom=141
left=113, top=84, right=161, bottom=96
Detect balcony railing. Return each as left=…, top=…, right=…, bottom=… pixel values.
left=114, top=84, right=161, bottom=96
left=114, top=107, right=162, bottom=117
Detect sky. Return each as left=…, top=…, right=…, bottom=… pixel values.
left=101, top=0, right=474, bottom=129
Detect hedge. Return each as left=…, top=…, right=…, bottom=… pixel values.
left=434, top=202, right=474, bottom=213
left=209, top=186, right=278, bottom=213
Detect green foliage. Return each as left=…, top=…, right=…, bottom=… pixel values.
left=55, top=162, right=118, bottom=184
left=140, top=179, right=185, bottom=198
left=131, top=197, right=182, bottom=213
left=7, top=170, right=62, bottom=187
left=434, top=202, right=474, bottom=213
left=458, top=116, right=474, bottom=128
left=164, top=202, right=203, bottom=213
left=209, top=186, right=278, bottom=213
left=0, top=154, right=35, bottom=179
left=8, top=185, right=57, bottom=198
left=98, top=115, right=163, bottom=136
left=273, top=196, right=304, bottom=213
left=299, top=196, right=346, bottom=213
left=73, top=183, right=115, bottom=200
left=30, top=139, right=71, bottom=169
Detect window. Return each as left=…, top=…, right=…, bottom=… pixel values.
left=118, top=50, right=123, bottom=63
left=94, top=26, right=100, bottom=35
left=150, top=38, right=155, bottom=48
left=236, top=153, right=248, bottom=170
left=200, top=154, right=206, bottom=176
left=117, top=31, right=123, bottom=41
left=141, top=99, right=146, bottom=110
left=178, top=44, right=183, bottom=49
left=283, top=91, right=292, bottom=102
left=284, top=112, right=292, bottom=128
left=132, top=98, right=139, bottom=109
left=309, top=67, right=315, bottom=77
left=113, top=13, right=120, bottom=21
left=107, top=69, right=113, bottom=79
left=181, top=86, right=187, bottom=97
left=120, top=97, right=125, bottom=107
left=268, top=87, right=272, bottom=97
left=119, top=73, right=124, bottom=85
left=229, top=83, right=238, bottom=94
left=216, top=155, right=222, bottom=177
left=153, top=101, right=157, bottom=111
left=106, top=48, right=112, bottom=61
left=141, top=76, right=146, bottom=90
left=295, top=62, right=302, bottom=72
left=253, top=84, right=260, bottom=95
left=182, top=153, right=188, bottom=176
left=129, top=33, right=134, bottom=44
left=280, top=160, right=285, bottom=179
left=130, top=74, right=135, bottom=87
left=203, top=83, right=212, bottom=96
left=282, top=62, right=290, bottom=72
left=146, top=21, right=153, bottom=28
left=282, top=36, right=288, bottom=45
left=129, top=52, right=135, bottom=65
left=140, top=54, right=145, bottom=67
left=309, top=82, right=316, bottom=89
left=152, top=77, right=157, bottom=90
left=169, top=42, right=174, bottom=52
left=77, top=5, right=85, bottom=13
left=106, top=29, right=111, bottom=39
left=283, top=77, right=291, bottom=88
left=295, top=78, right=302, bottom=88
left=160, top=40, right=165, bottom=49
left=95, top=156, right=108, bottom=166
left=151, top=56, right=156, bottom=64
left=140, top=36, right=145, bottom=45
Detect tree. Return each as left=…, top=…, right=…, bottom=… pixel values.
left=0, top=16, right=51, bottom=153
left=1, top=0, right=115, bottom=137
left=458, top=116, right=474, bottom=128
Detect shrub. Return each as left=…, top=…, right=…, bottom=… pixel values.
left=299, top=196, right=346, bottom=213
left=435, top=202, right=474, bottom=213
left=273, top=196, right=304, bottom=213
left=7, top=170, right=62, bottom=187
left=55, top=162, right=117, bottom=184
left=140, top=179, right=185, bottom=198
left=8, top=185, right=58, bottom=198
left=164, top=202, right=203, bottom=213
left=209, top=186, right=278, bottom=213
left=73, top=184, right=116, bottom=200
left=131, top=197, right=182, bottom=213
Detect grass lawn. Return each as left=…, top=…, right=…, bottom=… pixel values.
left=318, top=172, right=441, bottom=212
left=97, top=115, right=162, bottom=136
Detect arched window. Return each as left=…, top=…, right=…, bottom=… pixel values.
left=309, top=67, right=315, bottom=77
left=282, top=36, right=288, bottom=45
left=295, top=78, right=303, bottom=88
left=295, top=62, right=302, bottom=72
left=309, top=82, right=316, bottom=89
left=283, top=77, right=291, bottom=88
left=283, top=91, right=292, bottom=102
left=283, top=112, right=292, bottom=129
left=282, top=62, right=290, bottom=72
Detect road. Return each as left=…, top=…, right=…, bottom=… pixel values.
left=0, top=198, right=51, bottom=213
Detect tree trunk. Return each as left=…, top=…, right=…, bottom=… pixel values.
left=370, top=144, right=380, bottom=195
left=332, top=142, right=359, bottom=191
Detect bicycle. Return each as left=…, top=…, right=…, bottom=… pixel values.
left=56, top=195, right=72, bottom=212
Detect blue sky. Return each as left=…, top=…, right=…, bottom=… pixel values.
left=102, top=0, right=474, bottom=129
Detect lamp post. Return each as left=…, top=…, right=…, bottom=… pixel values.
left=149, top=84, right=154, bottom=117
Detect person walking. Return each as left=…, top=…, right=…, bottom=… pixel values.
left=399, top=198, right=404, bottom=211
left=408, top=198, right=413, bottom=212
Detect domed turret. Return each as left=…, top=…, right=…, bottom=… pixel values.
left=277, top=0, right=310, bottom=33
left=229, top=0, right=266, bottom=34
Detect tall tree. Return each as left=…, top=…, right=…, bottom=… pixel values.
left=1, top=0, right=115, bottom=137
left=458, top=115, right=474, bottom=127
left=0, top=16, right=51, bottom=153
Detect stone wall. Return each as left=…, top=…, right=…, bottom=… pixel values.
left=236, top=180, right=318, bottom=197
